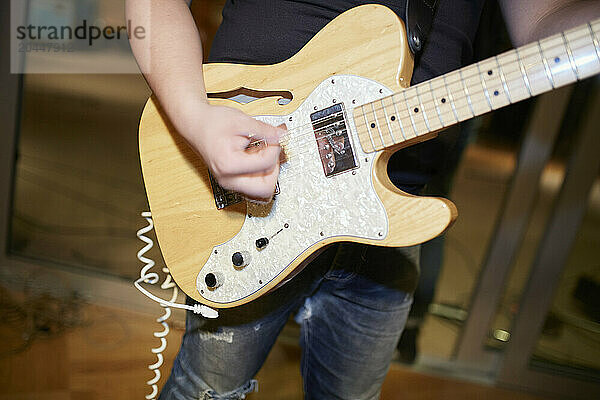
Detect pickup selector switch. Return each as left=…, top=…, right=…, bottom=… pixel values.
left=232, top=251, right=250, bottom=268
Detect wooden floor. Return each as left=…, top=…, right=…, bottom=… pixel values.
left=0, top=303, right=548, bottom=400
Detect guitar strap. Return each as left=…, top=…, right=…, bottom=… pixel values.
left=405, top=0, right=439, bottom=54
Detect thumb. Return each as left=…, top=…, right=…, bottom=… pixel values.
left=245, top=118, right=286, bottom=145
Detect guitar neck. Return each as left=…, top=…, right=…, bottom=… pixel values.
left=354, top=19, right=600, bottom=153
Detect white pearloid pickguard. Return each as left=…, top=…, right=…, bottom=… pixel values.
left=197, top=76, right=392, bottom=304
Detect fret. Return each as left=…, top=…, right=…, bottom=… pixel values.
left=478, top=59, right=510, bottom=109
left=360, top=105, right=377, bottom=152
left=539, top=35, right=575, bottom=87
left=476, top=62, right=493, bottom=110
left=441, top=75, right=461, bottom=122
left=401, top=89, right=421, bottom=136
left=444, top=72, right=472, bottom=121
left=462, top=64, right=491, bottom=115
left=351, top=107, right=369, bottom=153
left=561, top=31, right=580, bottom=80
left=494, top=55, right=512, bottom=104
left=590, top=22, right=600, bottom=63
left=403, top=87, right=430, bottom=134
left=429, top=77, right=456, bottom=125
left=369, top=102, right=386, bottom=149
left=538, top=41, right=556, bottom=88
left=458, top=69, right=476, bottom=116
left=391, top=93, right=417, bottom=139
left=391, top=100, right=408, bottom=140
left=518, top=42, right=553, bottom=95
left=372, top=100, right=394, bottom=147
left=593, top=19, right=600, bottom=37
left=565, top=26, right=600, bottom=79
left=428, top=80, right=446, bottom=128
left=418, top=83, right=443, bottom=131
left=414, top=86, right=432, bottom=132
left=380, top=97, right=397, bottom=144
left=496, top=50, right=530, bottom=102
left=354, top=19, right=600, bottom=154
left=515, top=47, right=533, bottom=96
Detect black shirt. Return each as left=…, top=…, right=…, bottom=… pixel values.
left=208, top=0, right=486, bottom=193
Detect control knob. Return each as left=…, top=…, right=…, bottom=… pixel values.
left=232, top=251, right=250, bottom=268
left=204, top=272, right=223, bottom=289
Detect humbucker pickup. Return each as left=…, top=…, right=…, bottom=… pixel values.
left=311, top=103, right=358, bottom=177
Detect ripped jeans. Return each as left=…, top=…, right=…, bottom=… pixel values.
left=159, top=243, right=418, bottom=400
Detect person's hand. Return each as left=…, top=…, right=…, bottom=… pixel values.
left=176, top=100, right=284, bottom=200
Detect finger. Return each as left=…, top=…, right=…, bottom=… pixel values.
left=274, top=123, right=290, bottom=146
left=219, top=144, right=281, bottom=176
left=219, top=162, right=279, bottom=199
left=239, top=118, right=286, bottom=145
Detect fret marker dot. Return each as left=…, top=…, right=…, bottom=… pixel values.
left=414, top=107, right=419, bottom=113
left=391, top=116, right=396, bottom=121
left=487, top=70, right=493, bottom=76
left=370, top=123, right=375, bottom=128
left=493, top=90, right=499, bottom=96
left=441, top=98, right=446, bottom=103
left=555, top=57, right=560, bottom=63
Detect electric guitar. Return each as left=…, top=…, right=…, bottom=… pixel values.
left=139, top=5, right=600, bottom=309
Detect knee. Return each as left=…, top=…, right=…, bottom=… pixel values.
left=197, top=379, right=258, bottom=399
left=159, top=372, right=258, bottom=400
left=159, top=352, right=259, bottom=400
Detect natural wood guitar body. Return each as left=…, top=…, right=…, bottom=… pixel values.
left=139, top=5, right=457, bottom=308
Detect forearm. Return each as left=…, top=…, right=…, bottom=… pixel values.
left=499, top=0, right=600, bottom=46
left=126, top=0, right=208, bottom=132
left=126, top=0, right=282, bottom=199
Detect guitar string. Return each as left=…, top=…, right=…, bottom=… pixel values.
left=278, top=64, right=595, bottom=180
left=258, top=36, right=577, bottom=192
left=203, top=26, right=598, bottom=195
left=272, top=25, right=595, bottom=141
left=274, top=40, right=599, bottom=180
left=271, top=27, right=597, bottom=159
left=206, top=26, right=597, bottom=183
left=279, top=42, right=596, bottom=165
left=277, top=60, right=571, bottom=179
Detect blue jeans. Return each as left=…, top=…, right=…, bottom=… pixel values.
left=159, top=243, right=418, bottom=400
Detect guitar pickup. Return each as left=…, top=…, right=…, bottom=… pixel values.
left=209, top=172, right=243, bottom=210
left=311, top=103, right=358, bottom=177
left=209, top=172, right=280, bottom=210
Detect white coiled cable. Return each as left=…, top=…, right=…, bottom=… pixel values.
left=135, top=211, right=218, bottom=400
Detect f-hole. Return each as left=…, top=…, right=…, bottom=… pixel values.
left=207, top=87, right=293, bottom=106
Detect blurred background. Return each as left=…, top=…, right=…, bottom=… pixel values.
left=1, top=1, right=599, bottom=399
